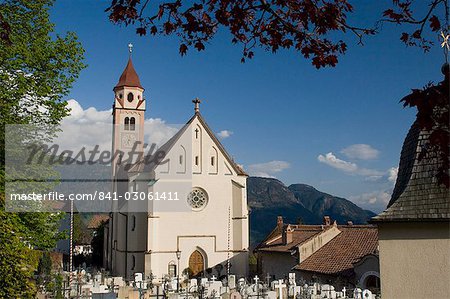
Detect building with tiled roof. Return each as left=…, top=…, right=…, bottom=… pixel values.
left=255, top=216, right=379, bottom=289
left=371, top=66, right=450, bottom=299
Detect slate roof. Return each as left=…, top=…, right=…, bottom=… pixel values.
left=294, top=226, right=378, bottom=276
left=255, top=224, right=328, bottom=253
left=114, top=57, right=144, bottom=89
left=372, top=120, right=450, bottom=222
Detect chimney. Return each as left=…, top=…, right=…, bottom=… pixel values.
left=347, top=221, right=353, bottom=226
left=277, top=216, right=284, bottom=229
left=282, top=225, right=293, bottom=245
left=323, top=216, right=331, bottom=226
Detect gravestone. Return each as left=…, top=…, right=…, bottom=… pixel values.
left=266, top=291, right=277, bottom=299
left=362, top=289, right=373, bottom=299
left=274, top=280, right=287, bottom=299
left=228, top=275, right=236, bottom=289
left=230, top=290, right=242, bottom=299
left=353, top=288, right=362, bottom=299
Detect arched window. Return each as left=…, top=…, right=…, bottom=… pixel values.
left=130, top=117, right=136, bottom=131
left=127, top=92, right=134, bottom=102
left=124, top=117, right=130, bottom=131
left=168, top=261, right=177, bottom=277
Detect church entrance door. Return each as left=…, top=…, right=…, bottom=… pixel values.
left=189, top=250, right=204, bottom=276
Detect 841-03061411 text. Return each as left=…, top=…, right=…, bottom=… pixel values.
left=9, top=191, right=180, bottom=201
left=97, top=191, right=180, bottom=201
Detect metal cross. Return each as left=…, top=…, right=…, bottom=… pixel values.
left=193, top=97, right=201, bottom=113
left=128, top=43, right=134, bottom=55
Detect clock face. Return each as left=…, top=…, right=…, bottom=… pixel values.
left=121, top=133, right=136, bottom=148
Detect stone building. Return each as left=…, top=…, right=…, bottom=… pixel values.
left=255, top=216, right=379, bottom=290
left=371, top=66, right=450, bottom=298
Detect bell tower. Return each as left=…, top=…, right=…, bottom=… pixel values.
left=108, top=45, right=147, bottom=277
left=112, top=44, right=146, bottom=175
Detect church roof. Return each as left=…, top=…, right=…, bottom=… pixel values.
left=127, top=112, right=247, bottom=176
left=114, top=57, right=143, bottom=90
left=372, top=73, right=450, bottom=222
left=294, top=226, right=378, bottom=276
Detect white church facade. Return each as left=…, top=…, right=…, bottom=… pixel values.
left=104, top=55, right=249, bottom=281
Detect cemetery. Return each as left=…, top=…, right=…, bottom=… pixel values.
left=45, top=269, right=380, bottom=299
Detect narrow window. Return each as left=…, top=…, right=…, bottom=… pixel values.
left=132, top=255, right=136, bottom=270
left=124, top=117, right=130, bottom=131
left=127, top=92, right=134, bottom=102
left=211, top=156, right=215, bottom=166
left=179, top=155, right=183, bottom=165
left=131, top=215, right=136, bottom=231
left=130, top=117, right=136, bottom=131
left=195, top=156, right=199, bottom=166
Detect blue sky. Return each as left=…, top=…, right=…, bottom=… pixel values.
left=50, top=0, right=446, bottom=212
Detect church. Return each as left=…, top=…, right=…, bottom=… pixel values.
left=104, top=53, right=249, bottom=281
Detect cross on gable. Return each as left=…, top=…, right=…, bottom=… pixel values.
left=193, top=98, right=201, bottom=113
left=195, top=128, right=199, bottom=138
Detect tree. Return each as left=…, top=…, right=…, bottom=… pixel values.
left=0, top=0, right=85, bottom=297
left=105, top=0, right=448, bottom=67
left=91, top=219, right=106, bottom=268
left=106, top=0, right=449, bottom=186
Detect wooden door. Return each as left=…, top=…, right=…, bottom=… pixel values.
left=189, top=250, right=204, bottom=276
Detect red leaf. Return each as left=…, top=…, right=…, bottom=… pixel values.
left=136, top=27, right=146, bottom=36
left=179, top=44, right=188, bottom=56
left=429, top=15, right=441, bottom=32
left=194, top=41, right=205, bottom=51
left=400, top=32, right=409, bottom=43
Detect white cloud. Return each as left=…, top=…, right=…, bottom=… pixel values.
left=217, top=130, right=233, bottom=139
left=349, top=190, right=392, bottom=212
left=318, top=152, right=358, bottom=173
left=317, top=152, right=385, bottom=177
left=341, top=144, right=380, bottom=160
left=247, top=160, right=290, bottom=178
left=388, top=167, right=398, bottom=183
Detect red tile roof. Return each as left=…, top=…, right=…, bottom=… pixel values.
left=87, top=214, right=109, bottom=229
left=256, top=224, right=326, bottom=253
left=294, top=225, right=378, bottom=276
left=114, top=58, right=143, bottom=89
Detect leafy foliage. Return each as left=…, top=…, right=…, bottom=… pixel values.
left=106, top=0, right=447, bottom=67
left=106, top=0, right=376, bottom=68
left=0, top=0, right=85, bottom=297
left=380, top=0, right=447, bottom=52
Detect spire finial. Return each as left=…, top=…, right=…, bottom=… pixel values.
left=128, top=43, right=133, bottom=57
left=192, top=98, right=201, bottom=113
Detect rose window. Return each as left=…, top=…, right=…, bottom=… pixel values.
left=187, top=188, right=208, bottom=210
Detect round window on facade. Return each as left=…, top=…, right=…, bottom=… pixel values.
left=187, top=188, right=208, bottom=211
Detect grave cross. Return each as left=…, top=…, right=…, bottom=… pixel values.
left=211, top=275, right=217, bottom=282
left=254, top=275, right=259, bottom=284
left=275, top=280, right=286, bottom=299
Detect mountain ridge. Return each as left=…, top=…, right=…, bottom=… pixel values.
left=247, top=177, right=376, bottom=246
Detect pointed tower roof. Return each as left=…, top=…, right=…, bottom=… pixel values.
left=114, top=57, right=143, bottom=90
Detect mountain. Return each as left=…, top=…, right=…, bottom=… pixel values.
left=247, top=177, right=376, bottom=247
